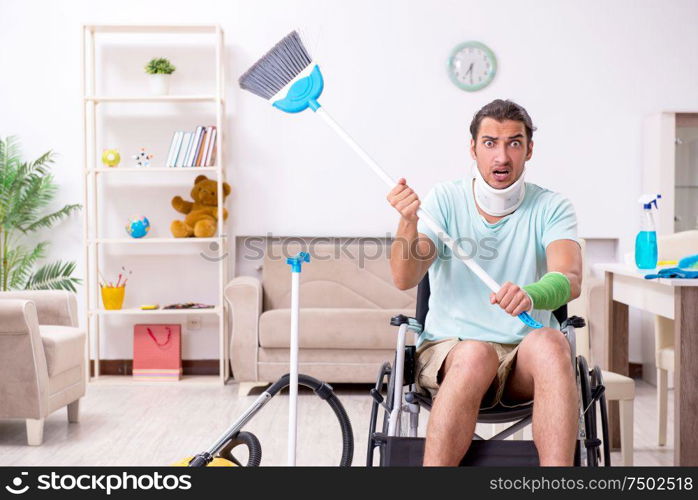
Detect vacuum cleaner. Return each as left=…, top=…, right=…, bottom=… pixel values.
left=176, top=253, right=354, bottom=467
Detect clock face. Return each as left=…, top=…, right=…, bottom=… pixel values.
left=447, top=41, right=497, bottom=91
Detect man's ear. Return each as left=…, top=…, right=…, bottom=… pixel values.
left=470, top=138, right=477, bottom=160
left=525, top=140, right=534, bottom=161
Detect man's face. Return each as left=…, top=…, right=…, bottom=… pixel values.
left=470, top=117, right=533, bottom=189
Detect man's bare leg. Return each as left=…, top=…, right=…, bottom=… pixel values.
left=423, top=340, right=499, bottom=466
left=503, top=327, right=578, bottom=465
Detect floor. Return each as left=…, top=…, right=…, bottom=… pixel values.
left=0, top=379, right=673, bottom=466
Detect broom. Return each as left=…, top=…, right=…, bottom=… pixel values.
left=239, top=31, right=543, bottom=329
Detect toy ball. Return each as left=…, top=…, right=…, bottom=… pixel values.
left=102, top=149, right=121, bottom=167
left=133, top=148, right=154, bottom=168
left=125, top=216, right=151, bottom=238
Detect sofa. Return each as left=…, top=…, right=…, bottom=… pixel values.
left=225, top=242, right=417, bottom=389
left=0, top=291, right=86, bottom=445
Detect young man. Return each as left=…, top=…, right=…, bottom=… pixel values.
left=387, top=99, right=582, bottom=466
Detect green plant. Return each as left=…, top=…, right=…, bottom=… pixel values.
left=145, top=57, right=176, bottom=75
left=0, top=136, right=82, bottom=292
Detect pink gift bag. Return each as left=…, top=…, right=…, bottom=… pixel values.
left=133, top=324, right=182, bottom=381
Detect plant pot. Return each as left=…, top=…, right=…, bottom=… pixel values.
left=149, top=74, right=170, bottom=96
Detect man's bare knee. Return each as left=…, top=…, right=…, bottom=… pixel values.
left=442, top=340, right=499, bottom=387
left=520, top=328, right=572, bottom=376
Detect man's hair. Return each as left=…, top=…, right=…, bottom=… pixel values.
left=469, top=99, right=536, bottom=144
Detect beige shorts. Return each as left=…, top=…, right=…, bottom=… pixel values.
left=415, top=338, right=532, bottom=410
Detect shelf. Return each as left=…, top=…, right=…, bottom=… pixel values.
left=89, top=307, right=222, bottom=316
left=84, top=95, right=221, bottom=103
left=83, top=24, right=229, bottom=385
left=89, top=167, right=219, bottom=173
left=87, top=25, right=220, bottom=35
left=89, top=237, right=224, bottom=244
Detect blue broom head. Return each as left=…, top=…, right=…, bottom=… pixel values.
left=272, top=65, right=324, bottom=113
left=238, top=30, right=324, bottom=112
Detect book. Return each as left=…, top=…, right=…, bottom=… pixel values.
left=184, top=131, right=197, bottom=167
left=167, top=131, right=184, bottom=167
left=187, top=126, right=204, bottom=167
left=176, top=132, right=192, bottom=167
left=195, top=127, right=210, bottom=166
left=204, top=126, right=217, bottom=166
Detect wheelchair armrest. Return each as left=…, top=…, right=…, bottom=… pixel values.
left=390, top=314, right=423, bottom=334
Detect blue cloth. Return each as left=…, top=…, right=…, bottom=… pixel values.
left=644, top=267, right=698, bottom=279
left=678, top=253, right=698, bottom=269
left=416, top=178, right=578, bottom=348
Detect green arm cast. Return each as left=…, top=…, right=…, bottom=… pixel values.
left=522, top=272, right=571, bottom=311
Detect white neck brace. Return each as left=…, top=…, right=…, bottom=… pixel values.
left=472, top=164, right=526, bottom=217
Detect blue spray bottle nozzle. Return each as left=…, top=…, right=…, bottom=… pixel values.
left=640, top=194, right=661, bottom=210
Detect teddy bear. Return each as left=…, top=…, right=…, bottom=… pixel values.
left=170, top=174, right=231, bottom=238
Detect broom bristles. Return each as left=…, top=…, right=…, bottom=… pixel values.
left=239, top=31, right=313, bottom=100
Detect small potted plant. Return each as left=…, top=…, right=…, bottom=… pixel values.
left=145, top=57, right=176, bottom=96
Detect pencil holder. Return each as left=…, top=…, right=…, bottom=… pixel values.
left=101, top=285, right=126, bottom=310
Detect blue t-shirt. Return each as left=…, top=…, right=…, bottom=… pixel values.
left=416, top=178, right=578, bottom=347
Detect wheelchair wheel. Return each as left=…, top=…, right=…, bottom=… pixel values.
left=367, top=362, right=392, bottom=466
left=591, top=366, right=611, bottom=466
left=577, top=355, right=600, bottom=466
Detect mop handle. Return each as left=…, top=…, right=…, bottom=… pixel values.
left=315, top=107, right=500, bottom=293
left=285, top=253, right=310, bottom=466
left=288, top=270, right=299, bottom=466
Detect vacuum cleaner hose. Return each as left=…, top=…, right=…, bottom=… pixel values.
left=219, top=431, right=262, bottom=467
left=267, top=374, right=354, bottom=466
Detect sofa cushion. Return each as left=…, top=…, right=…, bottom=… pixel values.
left=258, top=308, right=416, bottom=350
left=39, top=325, right=86, bottom=376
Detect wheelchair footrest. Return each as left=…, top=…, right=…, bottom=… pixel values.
left=373, top=434, right=540, bottom=466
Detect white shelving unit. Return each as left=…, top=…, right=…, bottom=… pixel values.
left=81, top=24, right=229, bottom=384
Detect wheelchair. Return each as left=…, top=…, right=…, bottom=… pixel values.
left=367, top=274, right=611, bottom=467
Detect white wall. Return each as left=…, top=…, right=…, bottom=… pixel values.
left=2, top=0, right=697, bottom=361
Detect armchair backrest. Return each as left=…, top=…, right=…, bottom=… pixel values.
left=657, top=229, right=698, bottom=261
left=0, top=290, right=78, bottom=327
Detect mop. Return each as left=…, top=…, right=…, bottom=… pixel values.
left=239, top=31, right=543, bottom=329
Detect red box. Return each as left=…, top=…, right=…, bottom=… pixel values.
left=133, top=324, right=182, bottom=381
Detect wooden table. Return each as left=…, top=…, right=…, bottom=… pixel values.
left=595, top=263, right=698, bottom=465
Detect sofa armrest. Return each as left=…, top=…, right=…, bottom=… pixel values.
left=0, top=299, right=35, bottom=335
left=0, top=300, right=49, bottom=419
left=224, top=276, right=262, bottom=382
left=0, top=290, right=77, bottom=327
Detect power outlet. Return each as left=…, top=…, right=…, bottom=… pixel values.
left=187, top=316, right=201, bottom=331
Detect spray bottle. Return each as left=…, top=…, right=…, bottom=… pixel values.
left=635, top=194, right=661, bottom=269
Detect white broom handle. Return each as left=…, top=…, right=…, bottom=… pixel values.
left=315, top=107, right=501, bottom=294
left=288, top=270, right=300, bottom=466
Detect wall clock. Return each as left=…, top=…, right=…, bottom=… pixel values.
left=447, top=41, right=497, bottom=91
